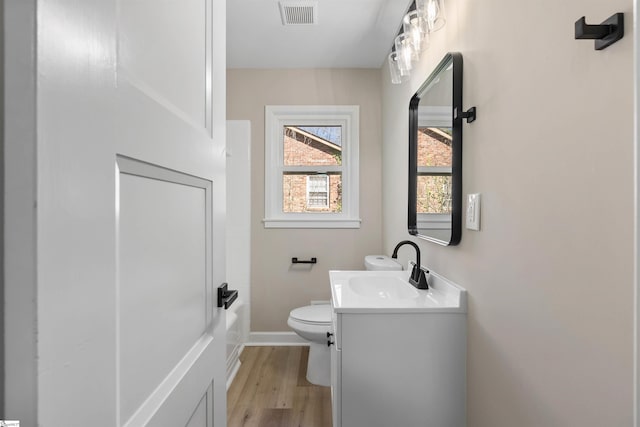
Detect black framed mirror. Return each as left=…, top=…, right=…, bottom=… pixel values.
left=409, top=52, right=473, bottom=246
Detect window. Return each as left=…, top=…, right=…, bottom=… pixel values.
left=306, top=175, right=329, bottom=209
left=264, top=105, right=360, bottom=228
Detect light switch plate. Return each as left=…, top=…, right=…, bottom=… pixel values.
left=466, top=193, right=481, bottom=231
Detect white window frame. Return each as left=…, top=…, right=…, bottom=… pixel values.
left=306, top=174, right=330, bottom=209
left=264, top=105, right=360, bottom=228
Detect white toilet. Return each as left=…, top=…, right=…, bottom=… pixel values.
left=287, top=304, right=332, bottom=386
left=364, top=255, right=403, bottom=271
left=287, top=255, right=402, bottom=386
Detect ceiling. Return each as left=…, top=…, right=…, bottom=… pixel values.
left=227, top=0, right=412, bottom=69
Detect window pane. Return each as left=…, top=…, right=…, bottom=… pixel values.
left=417, top=175, right=452, bottom=214
left=283, top=126, right=342, bottom=166
left=418, top=127, right=452, bottom=167
left=307, top=175, right=329, bottom=208
left=283, top=172, right=342, bottom=213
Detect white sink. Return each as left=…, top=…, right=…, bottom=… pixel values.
left=348, top=276, right=420, bottom=299
left=330, top=270, right=466, bottom=313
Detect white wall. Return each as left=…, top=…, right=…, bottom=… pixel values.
left=226, top=120, right=251, bottom=342
left=383, top=0, right=634, bottom=425
left=227, top=69, right=383, bottom=331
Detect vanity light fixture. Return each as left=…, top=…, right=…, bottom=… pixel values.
left=388, top=51, right=403, bottom=84
left=388, top=0, right=446, bottom=84
left=420, top=0, right=446, bottom=32
left=395, top=33, right=416, bottom=73
left=403, top=10, right=428, bottom=53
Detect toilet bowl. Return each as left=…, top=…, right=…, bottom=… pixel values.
left=287, top=304, right=332, bottom=386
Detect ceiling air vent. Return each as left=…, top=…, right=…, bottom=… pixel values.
left=279, top=1, right=318, bottom=25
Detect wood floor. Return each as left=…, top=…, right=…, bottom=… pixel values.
left=227, top=346, right=332, bottom=427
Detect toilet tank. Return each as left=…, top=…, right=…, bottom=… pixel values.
left=364, top=255, right=402, bottom=271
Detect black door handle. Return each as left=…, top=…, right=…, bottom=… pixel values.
left=217, top=283, right=238, bottom=309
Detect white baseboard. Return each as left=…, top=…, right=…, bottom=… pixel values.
left=247, top=331, right=308, bottom=346
left=226, top=343, right=243, bottom=389
left=226, top=359, right=241, bottom=390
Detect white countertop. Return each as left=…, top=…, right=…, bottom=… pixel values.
left=330, top=270, right=467, bottom=314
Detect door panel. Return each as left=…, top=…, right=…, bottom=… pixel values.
left=117, top=157, right=213, bottom=424
left=31, top=0, right=227, bottom=425
left=185, top=391, right=210, bottom=427
left=118, top=0, right=208, bottom=128
left=123, top=343, right=216, bottom=427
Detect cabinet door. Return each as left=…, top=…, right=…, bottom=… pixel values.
left=340, top=313, right=466, bottom=427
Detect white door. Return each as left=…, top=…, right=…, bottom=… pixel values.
left=6, top=0, right=227, bottom=425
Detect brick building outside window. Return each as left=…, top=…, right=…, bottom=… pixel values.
left=417, top=126, right=452, bottom=215
left=282, top=126, right=342, bottom=213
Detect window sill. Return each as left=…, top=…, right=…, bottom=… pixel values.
left=263, top=218, right=362, bottom=229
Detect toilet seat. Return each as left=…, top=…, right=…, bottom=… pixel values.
left=289, top=304, right=331, bottom=325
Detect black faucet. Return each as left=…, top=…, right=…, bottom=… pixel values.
left=391, top=240, right=429, bottom=289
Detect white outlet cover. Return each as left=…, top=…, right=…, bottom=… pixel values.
left=466, top=193, right=481, bottom=231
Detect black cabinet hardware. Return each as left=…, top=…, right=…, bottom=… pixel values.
left=327, top=332, right=334, bottom=347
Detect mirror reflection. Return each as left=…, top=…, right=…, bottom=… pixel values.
left=409, top=53, right=462, bottom=245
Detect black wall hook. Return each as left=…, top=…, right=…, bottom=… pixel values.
left=575, top=13, right=624, bottom=50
